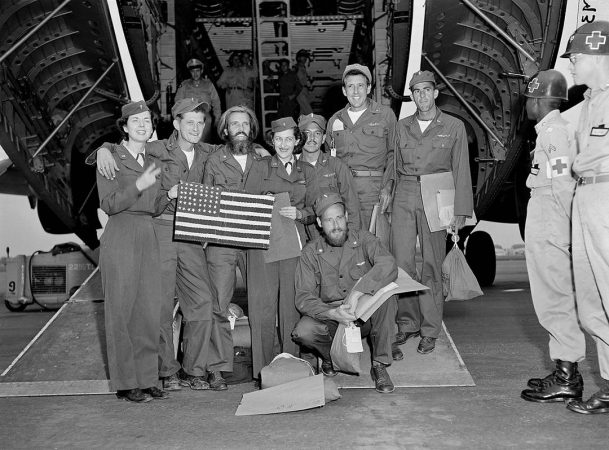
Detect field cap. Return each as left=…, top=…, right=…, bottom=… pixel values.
left=409, top=70, right=436, bottom=88
left=314, top=192, right=344, bottom=217
left=298, top=113, right=326, bottom=131
left=171, top=98, right=209, bottom=117
left=342, top=64, right=372, bottom=84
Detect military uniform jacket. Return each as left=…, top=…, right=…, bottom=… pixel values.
left=304, top=152, right=361, bottom=230
left=295, top=229, right=398, bottom=320
left=573, top=84, right=609, bottom=177
left=203, top=146, right=265, bottom=194
left=174, top=78, right=222, bottom=120
left=526, top=109, right=576, bottom=217
left=325, top=99, right=397, bottom=189
left=258, top=155, right=316, bottom=240
left=97, top=142, right=163, bottom=216
left=155, top=131, right=219, bottom=216
left=395, top=109, right=473, bottom=217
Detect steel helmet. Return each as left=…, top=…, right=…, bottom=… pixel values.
left=524, top=70, right=568, bottom=101
left=186, top=58, right=203, bottom=69
left=561, top=21, right=609, bottom=57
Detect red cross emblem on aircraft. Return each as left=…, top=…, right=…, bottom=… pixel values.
left=586, top=31, right=607, bottom=50
left=528, top=78, right=540, bottom=93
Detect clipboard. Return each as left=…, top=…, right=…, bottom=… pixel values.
left=420, top=172, right=476, bottom=232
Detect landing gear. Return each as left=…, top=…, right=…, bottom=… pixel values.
left=465, top=231, right=496, bottom=287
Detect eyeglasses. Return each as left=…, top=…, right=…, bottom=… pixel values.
left=303, top=130, right=323, bottom=139
left=273, top=136, right=295, bottom=145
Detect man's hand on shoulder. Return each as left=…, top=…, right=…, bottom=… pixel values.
left=97, top=147, right=119, bottom=180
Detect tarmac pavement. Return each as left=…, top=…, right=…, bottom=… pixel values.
left=1, top=259, right=608, bottom=449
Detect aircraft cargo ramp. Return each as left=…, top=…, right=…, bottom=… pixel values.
left=0, top=267, right=474, bottom=397
left=0, top=269, right=111, bottom=396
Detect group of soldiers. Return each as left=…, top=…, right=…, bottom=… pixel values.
left=94, top=60, right=473, bottom=402
left=93, top=20, right=609, bottom=415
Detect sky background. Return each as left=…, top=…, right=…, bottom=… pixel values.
left=0, top=192, right=523, bottom=257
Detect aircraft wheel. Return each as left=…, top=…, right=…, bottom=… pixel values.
left=4, top=300, right=26, bottom=312
left=465, top=231, right=496, bottom=287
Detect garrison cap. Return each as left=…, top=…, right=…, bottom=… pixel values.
left=342, top=64, right=372, bottom=84
left=298, top=113, right=327, bottom=131
left=271, top=117, right=297, bottom=132
left=171, top=98, right=209, bottom=117
left=561, top=21, right=609, bottom=57
left=120, top=100, right=149, bottom=119
left=314, top=192, right=344, bottom=217
left=187, top=58, right=203, bottom=69
left=409, top=70, right=436, bottom=88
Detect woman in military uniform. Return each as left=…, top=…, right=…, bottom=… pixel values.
left=247, top=117, right=315, bottom=380
left=97, top=101, right=169, bottom=403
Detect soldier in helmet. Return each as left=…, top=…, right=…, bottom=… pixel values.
left=175, top=58, right=222, bottom=142
left=519, top=70, right=585, bottom=404
left=560, top=20, right=609, bottom=415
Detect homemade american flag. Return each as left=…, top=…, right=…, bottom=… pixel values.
left=174, top=182, right=274, bottom=249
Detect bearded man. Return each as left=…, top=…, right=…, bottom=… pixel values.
left=292, top=193, right=398, bottom=393
left=202, top=105, right=269, bottom=386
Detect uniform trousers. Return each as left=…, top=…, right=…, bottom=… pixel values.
left=391, top=178, right=446, bottom=338
left=206, top=245, right=247, bottom=372
left=525, top=188, right=585, bottom=363
left=292, top=298, right=396, bottom=366
left=572, top=183, right=609, bottom=379
left=154, top=219, right=215, bottom=377
left=101, top=213, right=161, bottom=391
left=247, top=251, right=300, bottom=376
left=352, top=176, right=382, bottom=231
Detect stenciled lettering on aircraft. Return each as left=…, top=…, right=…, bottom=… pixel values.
left=581, top=0, right=600, bottom=24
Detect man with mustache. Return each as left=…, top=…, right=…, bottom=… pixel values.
left=390, top=71, right=473, bottom=357
left=297, top=113, right=361, bottom=240
left=202, top=105, right=268, bottom=388
left=292, top=193, right=398, bottom=393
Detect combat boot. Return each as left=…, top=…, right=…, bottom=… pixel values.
left=521, top=360, right=583, bottom=403
left=527, top=367, right=583, bottom=389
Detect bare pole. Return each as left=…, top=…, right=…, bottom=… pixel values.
left=423, top=54, right=505, bottom=148
left=31, top=61, right=117, bottom=160
left=0, top=0, right=72, bottom=66
left=461, top=0, right=536, bottom=63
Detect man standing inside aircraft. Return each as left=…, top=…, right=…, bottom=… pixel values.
left=92, top=99, right=223, bottom=392
left=175, top=58, right=222, bottom=142
left=519, top=70, right=585, bottom=404
left=561, top=20, right=609, bottom=415
left=297, top=113, right=361, bottom=240
left=325, top=64, right=396, bottom=230
left=391, top=70, right=473, bottom=356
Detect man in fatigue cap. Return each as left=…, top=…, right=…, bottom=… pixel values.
left=390, top=70, right=473, bottom=357
left=297, top=113, right=361, bottom=240
left=292, top=192, right=398, bottom=393
left=561, top=20, right=609, bottom=415
left=325, top=63, right=397, bottom=230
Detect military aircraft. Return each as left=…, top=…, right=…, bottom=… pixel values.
left=0, top=0, right=605, bottom=286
